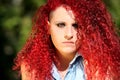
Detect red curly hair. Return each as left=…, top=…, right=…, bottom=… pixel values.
left=13, top=0, right=120, bottom=80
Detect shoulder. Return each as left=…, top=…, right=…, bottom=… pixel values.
left=21, top=61, right=35, bottom=80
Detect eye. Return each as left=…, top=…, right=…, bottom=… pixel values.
left=56, top=22, right=65, bottom=27
left=72, top=23, right=78, bottom=29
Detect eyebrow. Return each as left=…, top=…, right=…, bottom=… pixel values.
left=54, top=20, right=77, bottom=23
left=54, top=21, right=65, bottom=23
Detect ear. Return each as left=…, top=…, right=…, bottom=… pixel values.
left=47, top=21, right=51, bottom=35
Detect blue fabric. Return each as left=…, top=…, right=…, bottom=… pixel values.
left=51, top=53, right=86, bottom=80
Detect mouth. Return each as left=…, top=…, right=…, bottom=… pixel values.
left=62, top=41, right=74, bottom=44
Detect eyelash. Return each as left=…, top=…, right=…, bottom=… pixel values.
left=56, top=23, right=78, bottom=29
left=72, top=23, right=78, bottom=29
left=56, top=23, right=65, bottom=27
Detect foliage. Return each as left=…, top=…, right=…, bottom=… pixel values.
left=0, top=0, right=46, bottom=80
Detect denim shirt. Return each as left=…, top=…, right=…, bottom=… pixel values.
left=51, top=54, right=86, bottom=80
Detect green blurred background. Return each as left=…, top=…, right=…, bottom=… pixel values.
left=0, top=0, right=120, bottom=80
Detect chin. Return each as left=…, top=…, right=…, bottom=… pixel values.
left=62, top=48, right=77, bottom=54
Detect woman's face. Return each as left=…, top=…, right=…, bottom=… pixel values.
left=48, top=6, right=79, bottom=56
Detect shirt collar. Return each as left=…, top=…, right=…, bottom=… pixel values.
left=51, top=53, right=84, bottom=79
left=69, top=53, right=81, bottom=65
left=51, top=53, right=82, bottom=72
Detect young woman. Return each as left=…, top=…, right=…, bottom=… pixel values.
left=13, top=0, right=120, bottom=80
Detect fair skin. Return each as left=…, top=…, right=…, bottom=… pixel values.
left=21, top=6, right=79, bottom=80
left=48, top=6, right=79, bottom=79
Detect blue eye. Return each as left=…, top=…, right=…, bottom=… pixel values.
left=56, top=23, right=65, bottom=27
left=72, top=23, right=78, bottom=29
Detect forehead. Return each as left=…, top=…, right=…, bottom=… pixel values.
left=49, top=6, right=75, bottom=21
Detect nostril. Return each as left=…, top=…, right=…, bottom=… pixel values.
left=64, top=34, right=73, bottom=40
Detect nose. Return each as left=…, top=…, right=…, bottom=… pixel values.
left=64, top=27, right=73, bottom=40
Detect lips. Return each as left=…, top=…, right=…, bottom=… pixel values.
left=62, top=41, right=74, bottom=45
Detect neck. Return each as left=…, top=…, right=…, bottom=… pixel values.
left=55, top=51, right=76, bottom=71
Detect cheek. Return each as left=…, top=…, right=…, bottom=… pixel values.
left=50, top=31, right=60, bottom=45
left=75, top=36, right=82, bottom=49
left=50, top=30, right=64, bottom=50
left=50, top=34, right=57, bottom=43
left=50, top=27, right=63, bottom=40
left=74, top=32, right=78, bottom=42
left=50, top=34, right=61, bottom=51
